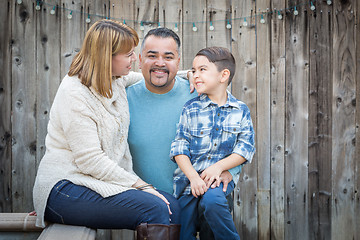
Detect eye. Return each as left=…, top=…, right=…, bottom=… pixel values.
left=165, top=56, right=174, bottom=60
left=200, top=67, right=206, bottom=71
left=148, top=55, right=156, bottom=58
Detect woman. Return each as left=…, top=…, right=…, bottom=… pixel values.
left=32, top=19, right=180, bottom=240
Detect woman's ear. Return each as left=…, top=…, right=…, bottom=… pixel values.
left=220, top=69, right=231, bottom=84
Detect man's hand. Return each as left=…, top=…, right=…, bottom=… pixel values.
left=211, top=170, right=233, bottom=192
left=200, top=164, right=223, bottom=188
left=188, top=71, right=195, bottom=93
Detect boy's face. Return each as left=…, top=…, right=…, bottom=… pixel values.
left=192, top=55, right=224, bottom=95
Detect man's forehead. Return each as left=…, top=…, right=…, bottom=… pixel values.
left=143, top=36, right=178, bottom=53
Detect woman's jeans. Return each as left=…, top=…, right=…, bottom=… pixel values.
left=178, top=181, right=240, bottom=240
left=44, top=180, right=180, bottom=229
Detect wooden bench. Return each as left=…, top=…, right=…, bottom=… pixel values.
left=0, top=213, right=96, bottom=240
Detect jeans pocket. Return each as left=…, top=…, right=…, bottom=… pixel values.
left=44, top=205, right=65, bottom=224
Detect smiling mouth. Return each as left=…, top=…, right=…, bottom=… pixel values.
left=150, top=68, right=169, bottom=75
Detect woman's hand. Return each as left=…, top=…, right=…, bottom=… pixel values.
left=29, top=211, right=37, bottom=216
left=142, top=188, right=172, bottom=215
left=132, top=179, right=172, bottom=215
left=189, top=176, right=208, bottom=198
left=200, top=164, right=223, bottom=188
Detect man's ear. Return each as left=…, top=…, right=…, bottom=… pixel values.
left=220, top=69, right=231, bottom=83
left=139, top=53, right=142, bottom=69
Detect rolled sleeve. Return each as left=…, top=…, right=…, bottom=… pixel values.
left=233, top=109, right=256, bottom=163
left=170, top=107, right=191, bottom=162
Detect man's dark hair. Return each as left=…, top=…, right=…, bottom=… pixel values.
left=196, top=46, right=236, bottom=85
left=140, top=28, right=181, bottom=55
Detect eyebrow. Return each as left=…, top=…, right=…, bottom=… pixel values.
left=146, top=50, right=175, bottom=56
left=193, top=65, right=208, bottom=70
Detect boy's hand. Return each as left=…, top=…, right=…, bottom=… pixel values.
left=200, top=165, right=223, bottom=188
left=190, top=176, right=208, bottom=198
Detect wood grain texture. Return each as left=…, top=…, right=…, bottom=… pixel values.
left=284, top=3, right=310, bottom=239
left=270, top=0, right=286, bottom=239
left=331, top=0, right=357, bottom=238
left=231, top=0, right=258, bottom=239
left=256, top=0, right=271, bottom=238
left=11, top=0, right=37, bottom=212
left=182, top=0, right=207, bottom=69
left=35, top=0, right=62, bottom=169
left=308, top=3, right=332, bottom=239
left=0, top=0, right=13, bottom=213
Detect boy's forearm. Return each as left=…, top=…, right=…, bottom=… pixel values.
left=215, top=153, right=246, bottom=173
left=175, top=154, right=200, bottom=181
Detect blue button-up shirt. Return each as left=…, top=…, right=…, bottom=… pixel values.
left=170, top=92, right=255, bottom=198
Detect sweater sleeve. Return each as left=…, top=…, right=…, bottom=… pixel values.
left=58, top=89, right=139, bottom=187
left=123, top=71, right=143, bottom=87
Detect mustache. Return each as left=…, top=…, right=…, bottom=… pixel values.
left=150, top=68, right=169, bottom=74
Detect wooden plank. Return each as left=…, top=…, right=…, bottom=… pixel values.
left=11, top=0, right=37, bottom=212
left=308, top=2, right=332, bottom=239
left=355, top=1, right=360, bottom=239
left=207, top=0, right=232, bottom=49
left=256, top=0, right=271, bottom=238
left=284, top=2, right=309, bottom=239
left=182, top=0, right=207, bottom=69
left=159, top=0, right=183, bottom=69
left=231, top=1, right=258, bottom=239
left=0, top=0, right=13, bottom=213
left=134, top=0, right=159, bottom=70
left=331, top=0, right=357, bottom=238
left=60, top=0, right=86, bottom=78
left=35, top=0, right=62, bottom=168
left=270, top=0, right=286, bottom=239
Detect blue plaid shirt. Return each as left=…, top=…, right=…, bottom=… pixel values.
left=170, top=92, right=255, bottom=198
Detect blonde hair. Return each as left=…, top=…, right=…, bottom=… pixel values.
left=68, top=19, right=139, bottom=98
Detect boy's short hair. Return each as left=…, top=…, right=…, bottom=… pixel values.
left=195, top=47, right=236, bottom=85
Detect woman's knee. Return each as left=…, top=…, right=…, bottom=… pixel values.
left=141, top=197, right=170, bottom=224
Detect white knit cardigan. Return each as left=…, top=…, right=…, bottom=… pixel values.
left=33, top=73, right=141, bottom=228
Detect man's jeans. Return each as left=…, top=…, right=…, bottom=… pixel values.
left=45, top=180, right=180, bottom=229
left=178, top=182, right=240, bottom=240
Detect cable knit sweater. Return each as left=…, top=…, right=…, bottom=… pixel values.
left=33, top=73, right=141, bottom=228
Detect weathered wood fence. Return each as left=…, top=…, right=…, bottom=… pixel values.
left=0, top=0, right=359, bottom=239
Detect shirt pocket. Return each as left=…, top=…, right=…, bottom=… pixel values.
left=189, top=127, right=211, bottom=155
left=221, top=124, right=241, bottom=151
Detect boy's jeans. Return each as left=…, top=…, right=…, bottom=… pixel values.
left=44, top=180, right=180, bottom=229
left=178, top=181, right=240, bottom=240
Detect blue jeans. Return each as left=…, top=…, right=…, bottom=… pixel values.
left=178, top=181, right=240, bottom=240
left=44, top=180, right=180, bottom=229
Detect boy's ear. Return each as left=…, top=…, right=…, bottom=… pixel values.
left=220, top=69, right=231, bottom=83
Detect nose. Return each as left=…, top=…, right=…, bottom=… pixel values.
left=155, top=57, right=165, bottom=66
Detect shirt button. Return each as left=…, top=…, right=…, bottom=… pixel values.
left=200, top=131, right=203, bottom=134
left=233, top=128, right=237, bottom=131
left=208, top=156, right=211, bottom=160
left=214, top=143, right=217, bottom=146
left=217, top=113, right=220, bottom=116
left=216, top=128, right=219, bottom=131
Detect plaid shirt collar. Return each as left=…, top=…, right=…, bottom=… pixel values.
left=199, top=91, right=241, bottom=110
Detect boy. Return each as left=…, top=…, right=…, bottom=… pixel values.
left=170, top=46, right=255, bottom=240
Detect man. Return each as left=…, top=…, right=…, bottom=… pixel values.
left=126, top=28, right=241, bottom=239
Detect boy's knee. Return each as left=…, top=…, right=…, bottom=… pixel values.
left=200, top=190, right=227, bottom=211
